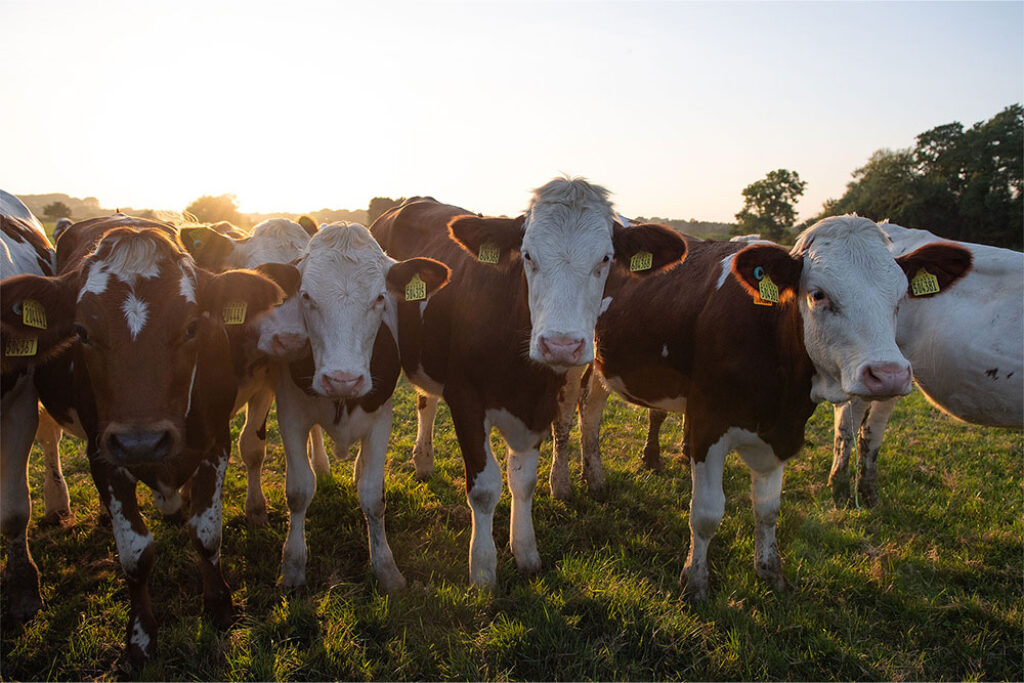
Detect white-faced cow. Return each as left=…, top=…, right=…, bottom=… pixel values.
left=566, top=215, right=971, bottom=600
left=0, top=214, right=287, bottom=661
left=180, top=217, right=331, bottom=525
left=271, top=221, right=449, bottom=591
left=829, top=222, right=1023, bottom=506
left=369, top=178, right=687, bottom=588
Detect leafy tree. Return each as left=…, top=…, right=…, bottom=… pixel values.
left=733, top=169, right=807, bottom=242
left=42, top=201, right=72, bottom=220
left=184, top=193, right=245, bottom=226
left=368, top=197, right=403, bottom=226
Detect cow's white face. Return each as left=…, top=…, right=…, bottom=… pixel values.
left=298, top=223, right=393, bottom=399
left=521, top=204, right=615, bottom=370
left=794, top=219, right=912, bottom=403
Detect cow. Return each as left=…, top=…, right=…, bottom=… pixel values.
left=563, top=215, right=971, bottom=601
left=829, top=222, right=1023, bottom=507
left=0, top=191, right=72, bottom=623
left=180, top=217, right=330, bottom=525
left=369, top=178, right=688, bottom=588
left=268, top=221, right=449, bottom=591
left=0, top=213, right=288, bottom=661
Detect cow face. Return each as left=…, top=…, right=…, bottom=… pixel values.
left=1, top=228, right=284, bottom=465
left=298, top=223, right=448, bottom=399
left=449, top=177, right=686, bottom=371
left=732, top=216, right=972, bottom=403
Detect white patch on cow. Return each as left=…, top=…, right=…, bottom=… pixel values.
left=95, top=232, right=164, bottom=282
left=716, top=254, right=736, bottom=290
left=179, top=269, right=197, bottom=304
left=466, top=419, right=504, bottom=588
left=232, top=218, right=311, bottom=269
left=79, top=263, right=111, bottom=301
left=600, top=296, right=613, bottom=315
left=188, top=453, right=228, bottom=563
left=661, top=343, right=669, bottom=358
left=130, top=619, right=151, bottom=651
left=603, top=374, right=686, bottom=413
left=184, top=360, right=198, bottom=415
left=107, top=490, right=153, bottom=573
left=121, top=293, right=149, bottom=340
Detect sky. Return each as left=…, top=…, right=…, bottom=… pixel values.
left=1, top=0, right=1021, bottom=223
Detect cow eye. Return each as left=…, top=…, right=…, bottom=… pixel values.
left=183, top=319, right=200, bottom=341
left=522, top=250, right=532, bottom=262
left=73, top=324, right=90, bottom=345
left=602, top=255, right=611, bottom=263
left=808, top=289, right=832, bottom=309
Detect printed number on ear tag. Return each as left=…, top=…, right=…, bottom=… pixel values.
left=629, top=251, right=653, bottom=272
left=405, top=274, right=427, bottom=302
left=758, top=274, right=779, bottom=304
left=478, top=242, right=500, bottom=264
left=22, top=299, right=46, bottom=329
left=911, top=269, right=940, bottom=296
left=5, top=337, right=37, bottom=357
left=222, top=301, right=247, bottom=325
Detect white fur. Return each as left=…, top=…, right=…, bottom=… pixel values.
left=121, top=292, right=149, bottom=340
left=107, top=490, right=154, bottom=573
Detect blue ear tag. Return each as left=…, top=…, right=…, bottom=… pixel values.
left=753, top=266, right=765, bottom=281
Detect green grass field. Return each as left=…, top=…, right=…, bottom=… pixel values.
left=2, top=382, right=1021, bottom=681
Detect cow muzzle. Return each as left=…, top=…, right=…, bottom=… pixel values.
left=317, top=370, right=367, bottom=399
left=103, top=422, right=180, bottom=464
left=536, top=334, right=589, bottom=367
left=853, top=362, right=913, bottom=399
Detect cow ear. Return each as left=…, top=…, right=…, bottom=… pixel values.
left=254, top=262, right=302, bottom=297
left=386, top=257, right=451, bottom=301
left=297, top=215, right=318, bottom=237
left=199, top=269, right=286, bottom=326
left=731, top=243, right=803, bottom=299
left=180, top=226, right=235, bottom=271
left=448, top=215, right=525, bottom=268
left=612, top=223, right=687, bottom=274
left=895, top=242, right=972, bottom=298
left=0, top=272, right=78, bottom=373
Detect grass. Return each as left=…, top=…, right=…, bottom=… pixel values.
left=2, top=381, right=1021, bottom=681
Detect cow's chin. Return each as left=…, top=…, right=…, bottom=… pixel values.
left=810, top=373, right=852, bottom=405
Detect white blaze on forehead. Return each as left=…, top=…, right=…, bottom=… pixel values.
left=231, top=218, right=311, bottom=269
left=92, top=232, right=165, bottom=282
left=121, top=292, right=149, bottom=339
left=179, top=259, right=197, bottom=303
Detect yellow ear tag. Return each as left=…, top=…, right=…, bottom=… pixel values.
left=22, top=299, right=47, bottom=329
left=478, top=242, right=500, bottom=264
left=629, top=251, right=653, bottom=272
left=5, top=337, right=38, bottom=357
left=405, top=274, right=427, bottom=302
left=758, top=274, right=779, bottom=304
left=222, top=301, right=247, bottom=325
left=911, top=268, right=940, bottom=296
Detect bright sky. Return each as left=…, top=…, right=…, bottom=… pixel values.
left=1, top=0, right=1021, bottom=223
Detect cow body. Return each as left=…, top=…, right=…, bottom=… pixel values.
left=572, top=216, right=971, bottom=600
left=830, top=223, right=1024, bottom=506
left=371, top=180, right=687, bottom=587
left=0, top=214, right=285, bottom=660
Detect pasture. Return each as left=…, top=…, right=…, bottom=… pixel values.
left=1, top=382, right=1021, bottom=681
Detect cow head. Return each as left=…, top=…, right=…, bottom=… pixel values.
left=298, top=222, right=449, bottom=399
left=448, top=177, right=686, bottom=371
left=1, top=227, right=284, bottom=465
left=731, top=215, right=972, bottom=403
left=182, top=218, right=312, bottom=359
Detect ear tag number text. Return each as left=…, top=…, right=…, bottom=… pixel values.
left=911, top=269, right=940, bottom=296
left=222, top=301, right=247, bottom=325
left=22, top=299, right=47, bottom=329
left=5, top=337, right=38, bottom=357
left=405, top=274, right=427, bottom=302
left=629, top=251, right=653, bottom=272
left=478, top=242, right=500, bottom=264
left=758, top=273, right=779, bottom=304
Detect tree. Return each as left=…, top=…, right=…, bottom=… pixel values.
left=184, top=194, right=245, bottom=226
left=733, top=169, right=806, bottom=242
left=43, top=201, right=72, bottom=220
left=367, top=197, right=403, bottom=226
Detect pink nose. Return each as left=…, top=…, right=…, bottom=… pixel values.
left=270, top=333, right=306, bottom=356
left=320, top=371, right=365, bottom=397
left=538, top=335, right=586, bottom=365
left=860, top=363, right=912, bottom=397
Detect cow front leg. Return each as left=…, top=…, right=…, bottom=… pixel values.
left=188, top=449, right=233, bottom=628
left=309, top=425, right=330, bottom=477
left=36, top=407, right=70, bottom=526
left=741, top=450, right=786, bottom=591
left=550, top=365, right=585, bottom=500
left=578, top=368, right=610, bottom=496
left=353, top=401, right=406, bottom=592
left=1, top=383, right=42, bottom=622
left=239, top=388, right=273, bottom=526
left=505, top=439, right=542, bottom=575
left=681, top=436, right=727, bottom=602
left=278, top=406, right=316, bottom=589
left=829, top=399, right=868, bottom=507
left=857, top=397, right=897, bottom=507
left=642, top=409, right=667, bottom=471
left=412, top=393, right=439, bottom=481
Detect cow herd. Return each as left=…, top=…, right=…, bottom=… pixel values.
left=1, top=179, right=1020, bottom=664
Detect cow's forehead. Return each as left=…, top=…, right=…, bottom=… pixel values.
left=794, top=216, right=905, bottom=296
left=238, top=219, right=310, bottom=268
left=523, top=178, right=616, bottom=259
left=79, top=230, right=196, bottom=303
left=300, top=222, right=389, bottom=295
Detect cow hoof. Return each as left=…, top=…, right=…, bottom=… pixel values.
left=162, top=509, right=187, bottom=526
left=204, top=597, right=236, bottom=630
left=245, top=507, right=269, bottom=528
left=3, top=562, right=44, bottom=623
left=413, top=464, right=433, bottom=482
left=641, top=450, right=663, bottom=471
left=857, top=485, right=880, bottom=507
left=680, top=566, right=709, bottom=604
left=756, top=563, right=785, bottom=591
left=40, top=508, right=72, bottom=528
left=830, top=477, right=853, bottom=508
left=515, top=551, right=542, bottom=576
left=279, top=566, right=307, bottom=591
left=549, top=478, right=571, bottom=501
left=7, top=589, right=44, bottom=624
left=376, top=567, right=407, bottom=594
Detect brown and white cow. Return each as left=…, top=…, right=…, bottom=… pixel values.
left=0, top=214, right=287, bottom=661
left=567, top=215, right=971, bottom=600
left=370, top=179, right=687, bottom=587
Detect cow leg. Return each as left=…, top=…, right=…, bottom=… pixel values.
left=309, top=425, right=330, bottom=477
left=857, top=397, right=897, bottom=507
left=681, top=435, right=728, bottom=602
left=93, top=465, right=158, bottom=662
left=498, top=421, right=544, bottom=575
left=829, top=399, right=869, bottom=508
left=642, top=409, right=668, bottom=471
left=412, top=393, right=439, bottom=481
left=550, top=365, right=585, bottom=500
left=578, top=369, right=610, bottom=496
left=239, top=387, right=273, bottom=526
left=353, top=401, right=406, bottom=592
left=187, top=449, right=233, bottom=628
left=739, top=447, right=786, bottom=591
left=278, top=401, right=315, bottom=589
left=1, top=379, right=43, bottom=622
left=36, top=407, right=70, bottom=526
